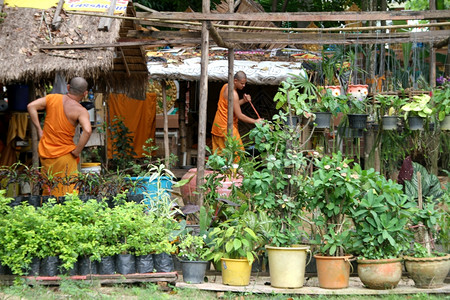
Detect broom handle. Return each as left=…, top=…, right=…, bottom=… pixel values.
left=249, top=101, right=261, bottom=119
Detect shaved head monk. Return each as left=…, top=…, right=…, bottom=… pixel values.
left=211, top=71, right=263, bottom=153
left=28, top=77, right=92, bottom=197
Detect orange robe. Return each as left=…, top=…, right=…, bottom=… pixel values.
left=39, top=94, right=77, bottom=197
left=211, top=84, right=242, bottom=153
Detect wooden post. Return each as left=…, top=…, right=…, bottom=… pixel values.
left=28, top=81, right=39, bottom=168
left=51, top=0, right=65, bottom=30
left=196, top=0, right=210, bottom=208
left=227, top=50, right=234, bottom=136
left=179, top=82, right=188, bottom=166
left=429, top=0, right=437, bottom=88
left=162, top=80, right=170, bottom=167
left=98, top=0, right=117, bottom=31
left=227, top=0, right=234, bottom=136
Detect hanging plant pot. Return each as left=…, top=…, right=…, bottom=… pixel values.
left=348, top=114, right=368, bottom=129
left=78, top=256, right=98, bottom=275
left=116, top=254, right=136, bottom=275
left=221, top=258, right=252, bottom=286
left=324, top=85, right=341, bottom=97
left=347, top=84, right=369, bottom=101
left=314, top=254, right=353, bottom=289
left=40, top=256, right=61, bottom=277
left=440, top=115, right=450, bottom=131
left=180, top=260, right=209, bottom=284
left=313, top=112, right=332, bottom=129
left=266, top=245, right=310, bottom=288
left=99, top=256, right=116, bottom=275
left=357, top=257, right=402, bottom=290
left=136, top=254, right=154, bottom=274
left=404, top=254, right=450, bottom=289
left=407, top=116, right=424, bottom=130
left=382, top=116, right=399, bottom=131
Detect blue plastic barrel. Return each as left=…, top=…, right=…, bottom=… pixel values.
left=6, top=84, right=29, bottom=111
left=126, top=176, right=172, bottom=205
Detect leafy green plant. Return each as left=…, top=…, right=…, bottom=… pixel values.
left=311, top=88, right=340, bottom=114
left=243, top=113, right=313, bottom=246
left=204, top=211, right=262, bottom=265
left=375, top=94, right=406, bottom=116
left=304, top=152, right=361, bottom=256
left=432, top=87, right=450, bottom=121
left=401, top=94, right=433, bottom=119
left=349, top=169, right=414, bottom=259
left=176, top=233, right=208, bottom=261
left=273, top=76, right=314, bottom=118
left=109, top=116, right=137, bottom=171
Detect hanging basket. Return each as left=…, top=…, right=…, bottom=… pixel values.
left=408, top=116, right=424, bottom=130
left=348, top=114, right=368, bottom=129
left=382, top=116, right=398, bottom=131
left=440, top=115, right=450, bottom=131
left=313, top=112, right=332, bottom=129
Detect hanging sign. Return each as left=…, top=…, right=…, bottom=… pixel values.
left=5, top=0, right=129, bottom=14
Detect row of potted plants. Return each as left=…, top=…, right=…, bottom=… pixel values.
left=273, top=73, right=450, bottom=133
left=0, top=185, right=180, bottom=277
left=183, top=111, right=450, bottom=290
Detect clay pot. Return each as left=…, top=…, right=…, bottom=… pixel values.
left=314, top=254, right=353, bottom=289
left=404, top=254, right=450, bottom=289
left=357, top=257, right=403, bottom=290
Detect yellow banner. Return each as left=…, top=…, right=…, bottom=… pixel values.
left=5, top=0, right=129, bottom=14
left=5, top=0, right=58, bottom=9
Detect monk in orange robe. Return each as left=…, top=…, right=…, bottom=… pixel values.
left=211, top=71, right=263, bottom=153
left=27, top=77, right=92, bottom=197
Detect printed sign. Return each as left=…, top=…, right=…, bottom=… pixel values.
left=5, top=0, right=129, bottom=14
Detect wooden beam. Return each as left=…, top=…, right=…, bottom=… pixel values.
left=136, top=10, right=450, bottom=22
left=133, top=2, right=158, bottom=13
left=98, top=0, right=117, bottom=31
left=162, top=80, right=170, bottom=167
left=206, top=21, right=236, bottom=49
left=51, top=0, right=64, bottom=30
left=119, top=47, right=131, bottom=76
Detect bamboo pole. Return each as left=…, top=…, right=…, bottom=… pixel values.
left=67, top=11, right=450, bottom=32
left=162, top=80, right=170, bottom=167
left=227, top=0, right=234, bottom=137
left=196, top=0, right=210, bottom=208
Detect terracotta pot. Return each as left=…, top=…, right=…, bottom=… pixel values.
left=324, top=85, right=342, bottom=97
left=357, top=257, right=402, bottom=290
left=179, top=168, right=242, bottom=203
left=314, top=254, right=353, bottom=289
left=404, top=254, right=450, bottom=289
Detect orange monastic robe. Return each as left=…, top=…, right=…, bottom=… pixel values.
left=39, top=94, right=78, bottom=197
left=211, top=84, right=242, bottom=153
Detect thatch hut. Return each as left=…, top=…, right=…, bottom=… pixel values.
left=0, top=4, right=147, bottom=98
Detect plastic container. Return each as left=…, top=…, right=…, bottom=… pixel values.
left=80, top=162, right=101, bottom=174
left=126, top=176, right=173, bottom=205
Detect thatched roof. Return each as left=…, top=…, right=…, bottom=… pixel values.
left=214, top=0, right=285, bottom=50
left=0, top=5, right=121, bottom=85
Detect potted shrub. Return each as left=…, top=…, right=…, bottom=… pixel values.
left=273, top=75, right=315, bottom=128
left=402, top=162, right=450, bottom=288
left=341, top=94, right=368, bottom=130
left=432, top=87, right=450, bottom=130
left=311, top=88, right=340, bottom=129
left=244, top=115, right=312, bottom=288
left=204, top=211, right=262, bottom=286
left=303, top=152, right=361, bottom=289
left=350, top=168, right=414, bottom=290
left=176, top=231, right=209, bottom=284
left=401, top=94, right=433, bottom=130
left=375, top=94, right=406, bottom=130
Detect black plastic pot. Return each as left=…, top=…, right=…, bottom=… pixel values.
left=348, top=114, right=368, bottom=129
left=40, top=256, right=60, bottom=277
left=0, top=262, right=12, bottom=275
left=313, top=112, right=332, bottom=129
left=408, top=116, right=424, bottom=130
left=78, top=256, right=98, bottom=275
left=180, top=260, right=208, bottom=284
left=136, top=254, right=154, bottom=273
left=116, top=254, right=136, bottom=275
left=153, top=253, right=174, bottom=273
left=23, top=257, right=41, bottom=276
left=28, top=195, right=41, bottom=208
left=98, top=256, right=116, bottom=275
left=127, top=194, right=144, bottom=205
